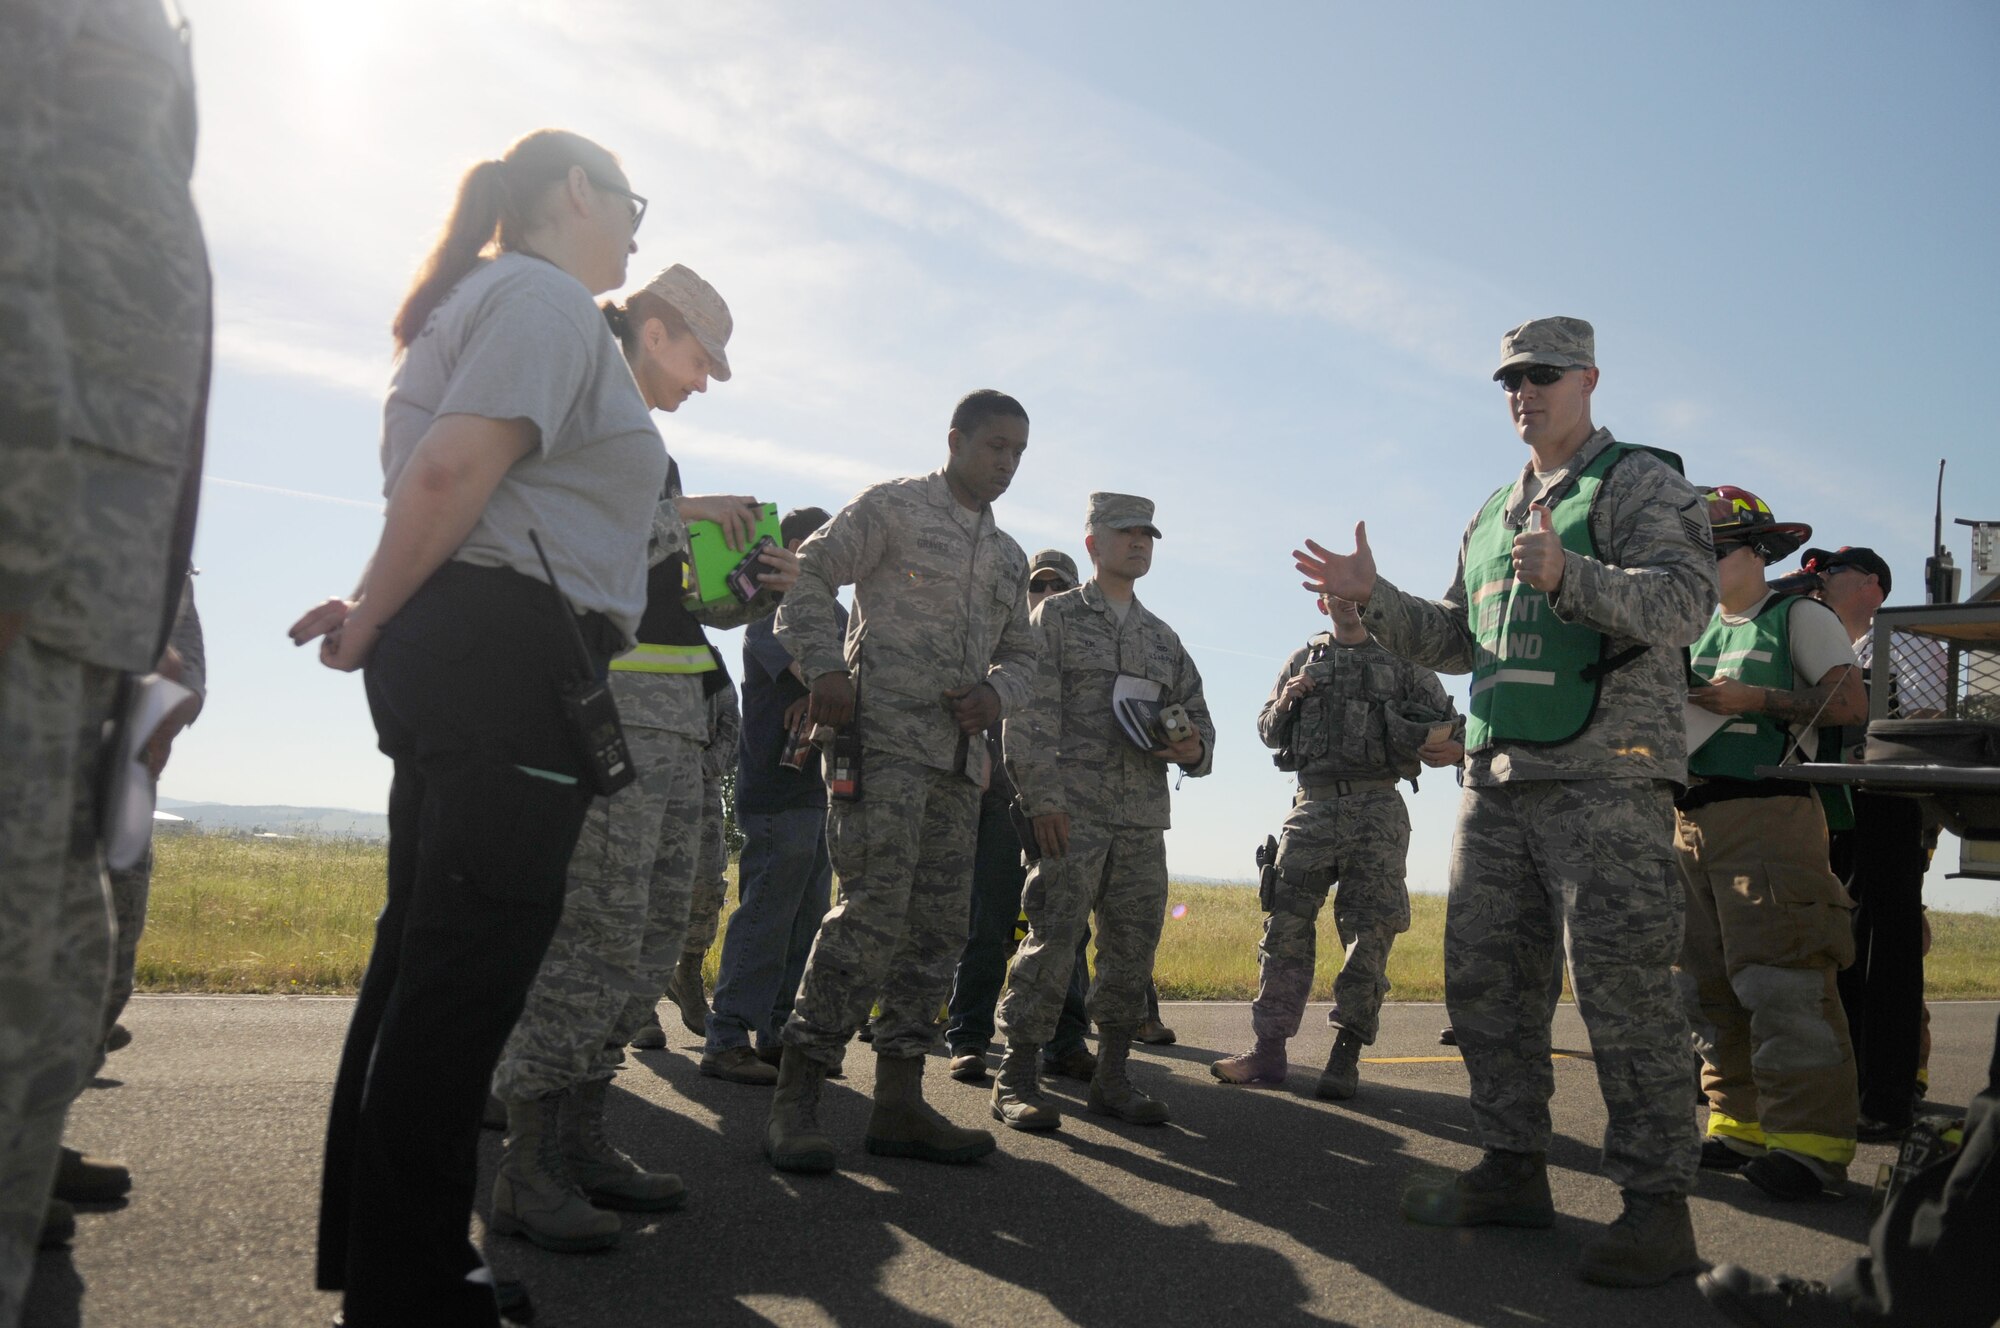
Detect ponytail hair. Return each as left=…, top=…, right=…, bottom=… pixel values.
left=393, top=128, right=624, bottom=350
left=598, top=289, right=691, bottom=364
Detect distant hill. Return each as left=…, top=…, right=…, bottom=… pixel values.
left=156, top=799, right=388, bottom=841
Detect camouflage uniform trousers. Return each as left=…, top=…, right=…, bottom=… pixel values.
left=492, top=721, right=702, bottom=1101
left=0, top=645, right=119, bottom=1319
left=997, top=822, right=1168, bottom=1045
left=1252, top=788, right=1411, bottom=1044
left=681, top=772, right=729, bottom=959
left=1447, top=778, right=1700, bottom=1194
left=782, top=752, right=980, bottom=1068
left=608, top=766, right=725, bottom=1042
left=1675, top=793, right=1858, bottom=1171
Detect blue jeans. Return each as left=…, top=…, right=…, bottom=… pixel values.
left=945, top=795, right=1091, bottom=1061
left=706, top=806, right=831, bottom=1054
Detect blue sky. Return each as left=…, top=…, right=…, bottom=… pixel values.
left=168, top=1, right=2000, bottom=908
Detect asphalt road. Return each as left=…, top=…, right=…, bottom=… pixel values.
left=27, top=997, right=1997, bottom=1328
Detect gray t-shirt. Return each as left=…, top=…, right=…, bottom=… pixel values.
left=382, top=252, right=665, bottom=641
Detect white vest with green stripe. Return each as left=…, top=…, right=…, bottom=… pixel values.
left=1463, top=442, right=1662, bottom=751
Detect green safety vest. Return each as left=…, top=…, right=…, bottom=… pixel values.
left=1463, top=442, right=1670, bottom=750
left=1686, top=593, right=1853, bottom=828
left=1688, top=595, right=1796, bottom=780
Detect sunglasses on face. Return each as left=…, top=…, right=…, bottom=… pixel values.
left=586, top=174, right=648, bottom=234
left=1029, top=577, right=1070, bottom=593
left=1498, top=365, right=1570, bottom=392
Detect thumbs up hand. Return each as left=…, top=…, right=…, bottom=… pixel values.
left=1512, top=503, right=1565, bottom=592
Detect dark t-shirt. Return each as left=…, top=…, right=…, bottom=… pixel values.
left=738, top=599, right=849, bottom=814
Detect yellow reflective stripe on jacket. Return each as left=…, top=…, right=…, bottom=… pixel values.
left=609, top=643, right=717, bottom=674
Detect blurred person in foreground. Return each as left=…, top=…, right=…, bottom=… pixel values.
left=289, top=129, right=660, bottom=1326
left=1212, top=590, right=1459, bottom=1099
left=1678, top=490, right=1865, bottom=1200
left=1699, top=1009, right=2000, bottom=1327
left=944, top=548, right=1099, bottom=1088
left=0, top=1, right=210, bottom=1319
left=762, top=390, right=1038, bottom=1175
left=485, top=264, right=793, bottom=1254
left=1294, top=316, right=1718, bottom=1287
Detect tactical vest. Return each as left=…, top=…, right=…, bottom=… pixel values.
left=1274, top=635, right=1409, bottom=780
left=1463, top=442, right=1663, bottom=750
left=611, top=460, right=717, bottom=677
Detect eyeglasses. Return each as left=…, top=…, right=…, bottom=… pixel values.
left=1498, top=365, right=1571, bottom=392
left=1029, top=577, right=1071, bottom=593
left=587, top=174, right=647, bottom=234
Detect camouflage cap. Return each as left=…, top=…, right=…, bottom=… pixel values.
left=1086, top=492, right=1162, bottom=538
left=1028, top=548, right=1080, bottom=586
left=1492, top=315, right=1595, bottom=379
left=638, top=263, right=732, bottom=381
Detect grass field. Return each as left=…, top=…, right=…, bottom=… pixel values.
left=138, top=829, right=2000, bottom=1000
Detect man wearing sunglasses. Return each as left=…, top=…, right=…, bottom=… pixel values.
left=943, top=549, right=1099, bottom=1088
left=1806, top=544, right=1940, bottom=1144
left=1294, top=316, right=1719, bottom=1287
left=1679, top=490, right=1866, bottom=1201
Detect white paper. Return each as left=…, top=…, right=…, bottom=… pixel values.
left=1682, top=702, right=1731, bottom=759
left=105, top=673, right=194, bottom=870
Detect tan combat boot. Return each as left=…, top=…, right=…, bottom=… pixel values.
left=865, top=1054, right=997, bottom=1163
left=1401, top=1148, right=1555, bottom=1228
left=764, top=1047, right=837, bottom=1174
left=1577, top=1190, right=1702, bottom=1287
left=490, top=1096, right=621, bottom=1252
left=990, top=1042, right=1062, bottom=1132
left=559, top=1079, right=686, bottom=1211
left=1316, top=1029, right=1363, bottom=1101
left=1088, top=1026, right=1171, bottom=1125
left=668, top=951, right=709, bottom=1037
left=1211, top=1035, right=1288, bottom=1086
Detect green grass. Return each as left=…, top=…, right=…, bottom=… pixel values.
left=139, top=828, right=2000, bottom=999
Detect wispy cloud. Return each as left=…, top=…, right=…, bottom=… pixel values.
left=205, top=477, right=384, bottom=512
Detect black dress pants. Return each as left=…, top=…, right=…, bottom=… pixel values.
left=945, top=793, right=1091, bottom=1058
left=1833, top=792, right=1929, bottom=1124
left=315, top=564, right=609, bottom=1327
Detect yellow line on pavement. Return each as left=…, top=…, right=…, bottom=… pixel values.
left=1362, top=1054, right=1584, bottom=1064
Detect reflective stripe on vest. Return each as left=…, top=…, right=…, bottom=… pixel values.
left=1462, top=443, right=1638, bottom=750
left=1687, top=595, right=1795, bottom=781
left=609, top=642, right=718, bottom=674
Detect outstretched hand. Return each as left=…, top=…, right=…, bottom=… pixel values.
left=1293, top=522, right=1377, bottom=605
left=288, top=597, right=374, bottom=672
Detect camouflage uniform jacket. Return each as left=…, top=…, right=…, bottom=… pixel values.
left=2, top=0, right=210, bottom=672
left=775, top=469, right=1036, bottom=774
left=618, top=469, right=774, bottom=737
left=1360, top=427, right=1716, bottom=787
left=1005, top=581, right=1215, bottom=830
left=1258, top=634, right=1450, bottom=784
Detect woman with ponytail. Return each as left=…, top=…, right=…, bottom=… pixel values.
left=288, top=129, right=657, bottom=1327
